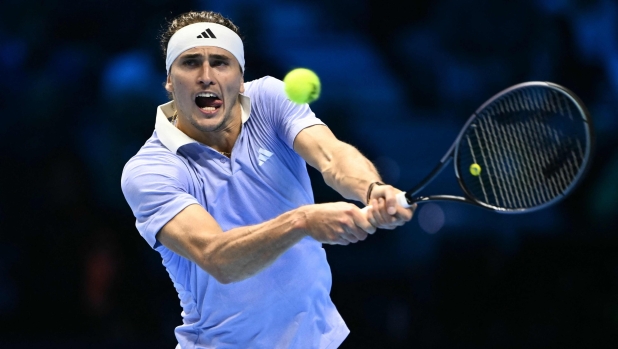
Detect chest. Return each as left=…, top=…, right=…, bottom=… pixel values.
left=178, top=123, right=312, bottom=229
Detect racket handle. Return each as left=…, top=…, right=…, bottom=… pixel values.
left=360, top=192, right=411, bottom=215
left=396, top=192, right=411, bottom=208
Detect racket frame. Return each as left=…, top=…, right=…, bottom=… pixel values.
left=401, top=81, right=594, bottom=214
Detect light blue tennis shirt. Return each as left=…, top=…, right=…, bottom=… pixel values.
left=121, top=76, right=349, bottom=349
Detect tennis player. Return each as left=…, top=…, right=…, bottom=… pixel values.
left=121, top=11, right=414, bottom=349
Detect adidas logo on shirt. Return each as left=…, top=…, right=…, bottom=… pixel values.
left=197, top=29, right=217, bottom=39
left=258, top=148, right=273, bottom=166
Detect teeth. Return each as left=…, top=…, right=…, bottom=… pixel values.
left=200, top=107, right=216, bottom=111
left=197, top=92, right=218, bottom=98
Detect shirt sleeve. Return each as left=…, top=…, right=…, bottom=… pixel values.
left=258, top=76, right=326, bottom=149
left=121, top=152, right=200, bottom=248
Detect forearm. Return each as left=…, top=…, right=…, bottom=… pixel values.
left=321, top=142, right=381, bottom=204
left=203, top=209, right=307, bottom=283
left=160, top=200, right=375, bottom=284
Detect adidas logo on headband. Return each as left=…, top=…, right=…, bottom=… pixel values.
left=166, top=22, right=244, bottom=73
left=197, top=28, right=217, bottom=39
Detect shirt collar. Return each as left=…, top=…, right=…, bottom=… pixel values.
left=155, top=94, right=251, bottom=154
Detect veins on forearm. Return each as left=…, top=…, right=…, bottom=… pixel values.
left=202, top=211, right=305, bottom=283
left=321, top=144, right=381, bottom=203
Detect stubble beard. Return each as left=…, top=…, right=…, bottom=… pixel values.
left=187, top=105, right=238, bottom=135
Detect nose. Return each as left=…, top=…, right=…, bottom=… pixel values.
left=197, top=62, right=214, bottom=86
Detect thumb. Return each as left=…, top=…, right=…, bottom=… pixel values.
left=355, top=206, right=377, bottom=234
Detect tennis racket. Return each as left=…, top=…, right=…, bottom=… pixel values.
left=367, top=81, right=594, bottom=214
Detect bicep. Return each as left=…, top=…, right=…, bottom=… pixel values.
left=157, top=203, right=224, bottom=268
left=293, top=124, right=347, bottom=172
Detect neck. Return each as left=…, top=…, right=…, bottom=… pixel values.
left=207, top=122, right=241, bottom=154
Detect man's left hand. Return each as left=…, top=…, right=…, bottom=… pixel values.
left=366, top=184, right=415, bottom=230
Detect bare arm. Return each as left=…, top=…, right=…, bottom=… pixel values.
left=155, top=125, right=407, bottom=284
left=157, top=201, right=375, bottom=284
left=294, top=125, right=414, bottom=228
left=293, top=125, right=381, bottom=204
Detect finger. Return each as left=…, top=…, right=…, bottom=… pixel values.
left=376, top=198, right=394, bottom=226
left=368, top=198, right=387, bottom=228
left=349, top=224, right=369, bottom=241
left=361, top=200, right=378, bottom=227
left=390, top=212, right=411, bottom=225
left=334, top=237, right=350, bottom=246
left=398, top=203, right=417, bottom=222
left=343, top=233, right=362, bottom=243
left=367, top=199, right=380, bottom=227
left=399, top=211, right=413, bottom=223
left=351, top=206, right=377, bottom=235
left=387, top=202, right=414, bottom=223
left=342, top=229, right=361, bottom=243
left=382, top=187, right=399, bottom=215
left=377, top=200, right=412, bottom=229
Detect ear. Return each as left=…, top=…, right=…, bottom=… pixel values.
left=165, top=74, right=173, bottom=93
left=239, top=78, right=245, bottom=94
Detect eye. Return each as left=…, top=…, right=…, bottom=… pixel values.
left=182, top=59, right=198, bottom=67
left=212, top=59, right=229, bottom=67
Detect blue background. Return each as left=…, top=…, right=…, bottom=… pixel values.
left=1, top=0, right=618, bottom=348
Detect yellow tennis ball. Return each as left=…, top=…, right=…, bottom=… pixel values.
left=283, top=68, right=321, bottom=104
left=470, top=163, right=482, bottom=176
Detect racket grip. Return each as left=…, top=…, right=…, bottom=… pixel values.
left=396, top=192, right=411, bottom=208
left=360, top=192, right=411, bottom=215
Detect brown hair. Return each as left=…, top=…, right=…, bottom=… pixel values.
left=160, top=11, right=242, bottom=59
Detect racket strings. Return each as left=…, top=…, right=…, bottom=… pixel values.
left=460, top=87, right=587, bottom=209
left=508, top=92, right=579, bottom=202
left=493, top=92, right=550, bottom=207
left=474, top=103, right=539, bottom=208
left=531, top=90, right=583, bottom=190
left=515, top=91, right=581, bottom=203
left=483, top=117, right=520, bottom=207
left=482, top=116, right=538, bottom=208
left=466, top=131, right=491, bottom=203
left=501, top=118, right=539, bottom=206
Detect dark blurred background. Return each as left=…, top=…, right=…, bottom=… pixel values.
left=1, top=0, right=618, bottom=348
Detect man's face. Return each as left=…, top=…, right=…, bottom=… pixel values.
left=165, top=46, right=244, bottom=138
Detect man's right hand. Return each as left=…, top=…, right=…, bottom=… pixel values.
left=296, top=202, right=376, bottom=245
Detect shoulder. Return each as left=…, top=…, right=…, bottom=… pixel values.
left=123, top=134, right=185, bottom=171
left=121, top=134, right=192, bottom=191
left=244, top=76, right=286, bottom=102
left=244, top=75, right=283, bottom=93
left=243, top=75, right=309, bottom=120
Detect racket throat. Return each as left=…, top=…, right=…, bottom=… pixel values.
left=407, top=157, right=453, bottom=197
left=411, top=195, right=479, bottom=206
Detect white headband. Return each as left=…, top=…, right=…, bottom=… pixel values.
left=166, top=22, right=245, bottom=74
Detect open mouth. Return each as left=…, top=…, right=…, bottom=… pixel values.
left=195, top=92, right=223, bottom=111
